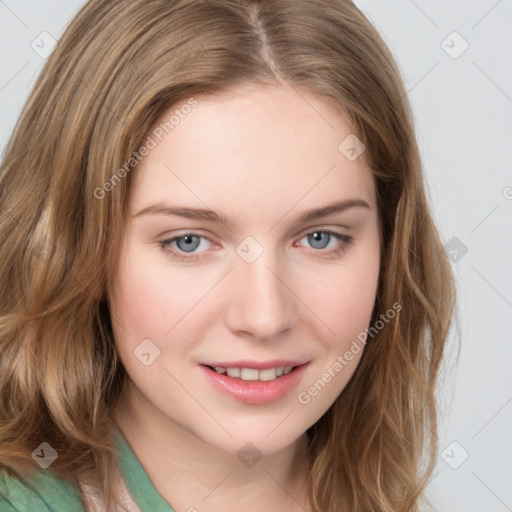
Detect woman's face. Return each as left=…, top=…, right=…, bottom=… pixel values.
left=110, top=83, right=380, bottom=456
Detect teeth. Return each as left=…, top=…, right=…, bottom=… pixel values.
left=213, top=365, right=295, bottom=381
left=226, top=367, right=240, bottom=378
left=258, top=368, right=277, bottom=381
left=240, top=368, right=259, bottom=380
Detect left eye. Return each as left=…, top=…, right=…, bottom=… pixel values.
left=298, top=230, right=347, bottom=250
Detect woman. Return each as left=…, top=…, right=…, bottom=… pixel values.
left=0, top=1, right=456, bottom=511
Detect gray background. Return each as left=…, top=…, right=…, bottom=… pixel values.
left=1, top=1, right=511, bottom=510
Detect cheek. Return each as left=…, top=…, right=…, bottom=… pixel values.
left=111, top=245, right=203, bottom=335
left=108, top=250, right=177, bottom=371
left=111, top=269, right=168, bottom=336
left=109, top=246, right=220, bottom=377
left=295, top=249, right=379, bottom=409
left=303, top=242, right=380, bottom=346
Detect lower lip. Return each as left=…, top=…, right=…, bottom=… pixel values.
left=199, top=364, right=309, bottom=405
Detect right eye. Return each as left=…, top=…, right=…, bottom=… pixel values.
left=159, top=232, right=214, bottom=261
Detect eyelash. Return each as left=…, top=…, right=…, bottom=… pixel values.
left=159, top=229, right=354, bottom=262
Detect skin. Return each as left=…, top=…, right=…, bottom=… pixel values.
left=111, top=82, right=381, bottom=512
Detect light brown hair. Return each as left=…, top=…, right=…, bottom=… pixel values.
left=0, top=0, right=456, bottom=510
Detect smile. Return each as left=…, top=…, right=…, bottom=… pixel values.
left=208, top=365, right=296, bottom=381
left=199, top=362, right=309, bottom=404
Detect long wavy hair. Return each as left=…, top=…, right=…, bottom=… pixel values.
left=0, top=0, right=456, bottom=510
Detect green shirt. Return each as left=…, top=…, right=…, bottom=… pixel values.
left=0, top=428, right=175, bottom=511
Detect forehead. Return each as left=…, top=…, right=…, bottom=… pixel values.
left=128, top=83, right=376, bottom=223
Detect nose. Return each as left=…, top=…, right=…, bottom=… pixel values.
left=224, top=247, right=297, bottom=340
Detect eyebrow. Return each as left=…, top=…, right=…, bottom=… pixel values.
left=133, top=198, right=371, bottom=228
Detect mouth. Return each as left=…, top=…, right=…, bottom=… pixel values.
left=202, top=364, right=301, bottom=382
left=198, top=362, right=310, bottom=404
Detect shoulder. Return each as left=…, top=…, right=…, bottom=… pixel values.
left=0, top=467, right=86, bottom=512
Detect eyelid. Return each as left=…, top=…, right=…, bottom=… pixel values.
left=158, top=229, right=218, bottom=248
left=296, top=223, right=350, bottom=237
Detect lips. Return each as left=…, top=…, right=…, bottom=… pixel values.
left=199, top=361, right=310, bottom=404
left=200, top=359, right=308, bottom=370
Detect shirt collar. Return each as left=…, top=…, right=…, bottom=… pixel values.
left=114, top=427, right=176, bottom=512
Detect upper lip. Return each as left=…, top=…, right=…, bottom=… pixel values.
left=200, top=360, right=309, bottom=370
